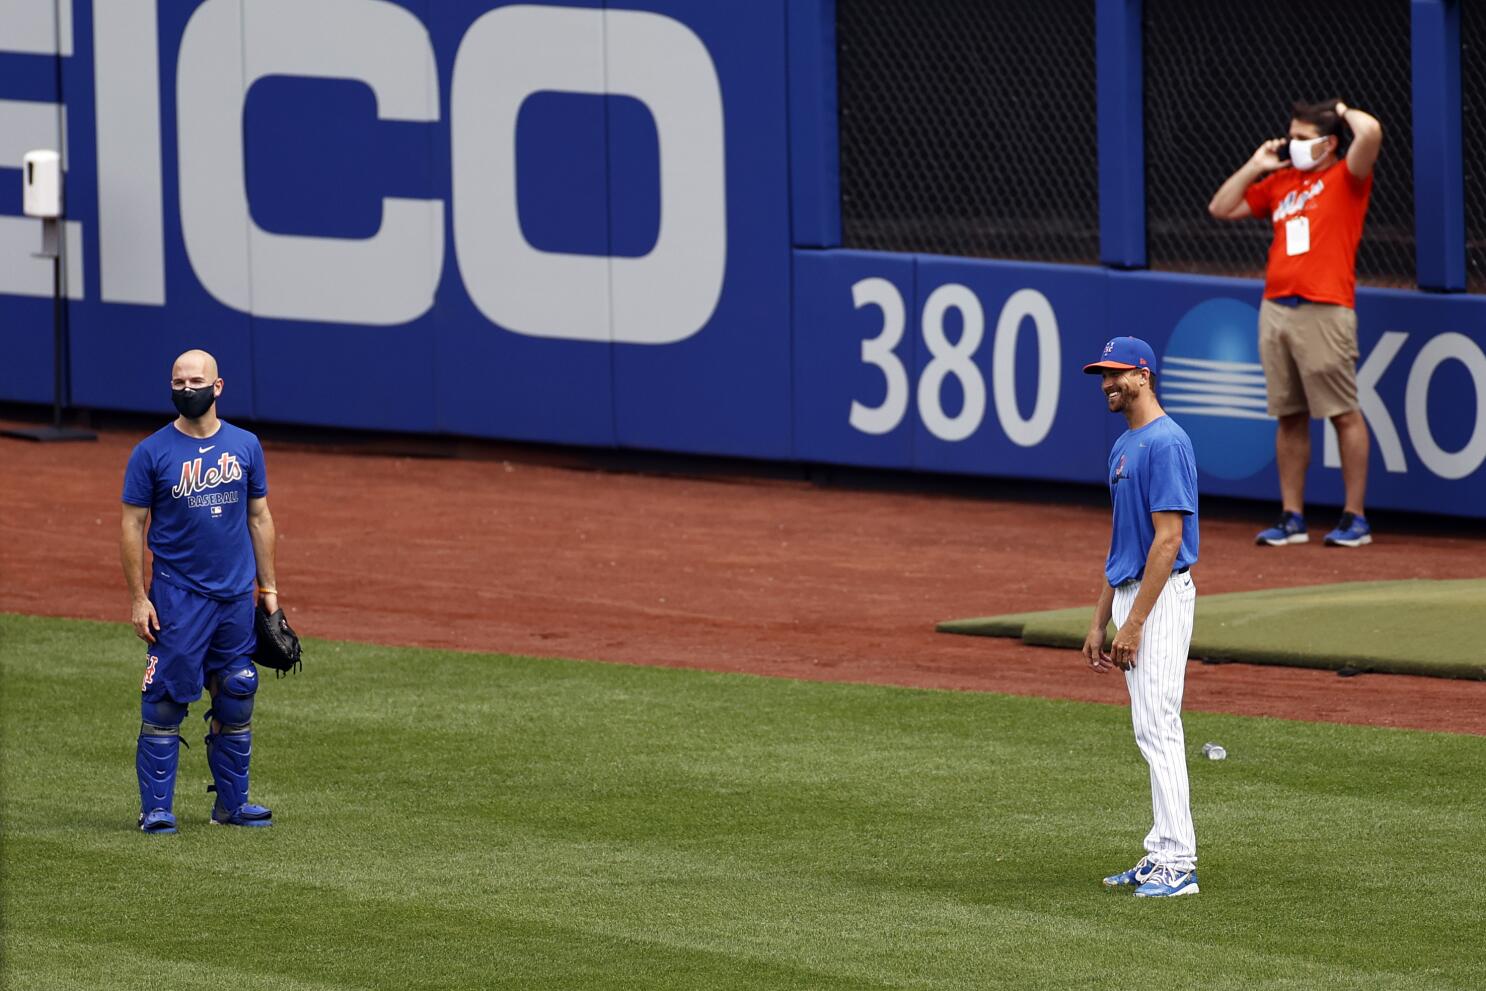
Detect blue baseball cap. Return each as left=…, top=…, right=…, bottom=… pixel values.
left=1083, top=336, right=1157, bottom=375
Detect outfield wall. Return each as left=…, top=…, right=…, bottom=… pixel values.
left=2, top=1, right=1483, bottom=516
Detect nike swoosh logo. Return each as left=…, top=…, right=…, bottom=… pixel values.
left=199, top=445, right=215, bottom=453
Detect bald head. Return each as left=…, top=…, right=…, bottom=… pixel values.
left=171, top=350, right=219, bottom=388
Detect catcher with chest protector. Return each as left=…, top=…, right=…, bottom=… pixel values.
left=120, top=349, right=301, bottom=834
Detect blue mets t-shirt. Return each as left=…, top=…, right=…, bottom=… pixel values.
left=121, top=421, right=268, bottom=599
left=1105, top=415, right=1199, bottom=587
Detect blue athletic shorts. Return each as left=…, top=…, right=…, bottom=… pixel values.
left=140, top=579, right=257, bottom=704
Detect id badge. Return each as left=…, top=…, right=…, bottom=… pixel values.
left=1285, top=215, right=1311, bottom=256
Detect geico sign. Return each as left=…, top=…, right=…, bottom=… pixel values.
left=1324, top=330, right=1486, bottom=480
left=9, top=1, right=727, bottom=343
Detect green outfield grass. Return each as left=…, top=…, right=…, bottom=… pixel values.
left=2, top=613, right=1483, bottom=991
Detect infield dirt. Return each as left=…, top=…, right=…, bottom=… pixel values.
left=4, top=424, right=1485, bottom=734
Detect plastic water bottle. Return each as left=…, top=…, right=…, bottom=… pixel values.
left=1201, top=742, right=1227, bottom=761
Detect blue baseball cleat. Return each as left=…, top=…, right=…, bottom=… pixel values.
left=1102, top=854, right=1158, bottom=888
left=1134, top=865, right=1199, bottom=898
left=1255, top=511, right=1308, bottom=546
left=209, top=802, right=273, bottom=828
left=138, top=808, right=178, bottom=834
left=1324, top=512, right=1372, bottom=547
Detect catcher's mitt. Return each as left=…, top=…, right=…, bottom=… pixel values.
left=253, top=602, right=303, bottom=676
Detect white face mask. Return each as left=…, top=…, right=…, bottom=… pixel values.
left=1289, top=135, right=1331, bottom=172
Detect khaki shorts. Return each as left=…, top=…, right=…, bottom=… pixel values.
left=1258, top=299, right=1360, bottom=419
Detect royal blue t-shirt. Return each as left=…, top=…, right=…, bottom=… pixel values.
left=121, top=421, right=268, bottom=599
left=1105, top=415, right=1199, bottom=587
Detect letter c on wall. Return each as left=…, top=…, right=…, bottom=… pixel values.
left=177, top=0, right=443, bottom=326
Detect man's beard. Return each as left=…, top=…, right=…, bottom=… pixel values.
left=1108, top=382, right=1139, bottom=410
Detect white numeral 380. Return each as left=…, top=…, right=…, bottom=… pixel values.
left=848, top=278, right=1061, bottom=446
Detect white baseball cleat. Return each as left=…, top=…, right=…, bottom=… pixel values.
left=1133, top=864, right=1199, bottom=897
left=1102, top=854, right=1158, bottom=888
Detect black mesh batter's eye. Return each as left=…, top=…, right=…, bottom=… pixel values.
left=1465, top=5, right=1486, bottom=292
left=1143, top=0, right=1415, bottom=288
left=836, top=0, right=1098, bottom=265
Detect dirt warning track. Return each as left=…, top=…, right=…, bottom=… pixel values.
left=4, top=424, right=1484, bottom=735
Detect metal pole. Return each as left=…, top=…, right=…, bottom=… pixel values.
left=51, top=0, right=69, bottom=425
left=0, top=0, right=95, bottom=443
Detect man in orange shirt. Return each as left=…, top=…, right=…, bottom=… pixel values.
left=1208, top=99, right=1383, bottom=548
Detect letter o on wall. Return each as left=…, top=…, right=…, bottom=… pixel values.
left=451, top=4, right=726, bottom=344
left=1406, top=332, right=1486, bottom=480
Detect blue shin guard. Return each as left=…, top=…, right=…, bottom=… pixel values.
left=205, top=731, right=272, bottom=826
left=137, top=698, right=188, bottom=833
left=205, top=664, right=272, bottom=827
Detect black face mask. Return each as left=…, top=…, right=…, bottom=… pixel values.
left=171, top=385, right=217, bottom=420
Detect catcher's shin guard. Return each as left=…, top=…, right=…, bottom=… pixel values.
left=204, top=665, right=271, bottom=827
left=209, top=663, right=257, bottom=727
left=204, top=730, right=271, bottom=826
left=137, top=698, right=187, bottom=832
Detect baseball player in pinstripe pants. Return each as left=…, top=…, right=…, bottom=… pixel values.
left=1080, top=337, right=1201, bottom=898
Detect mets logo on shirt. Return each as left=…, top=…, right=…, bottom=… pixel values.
left=1111, top=453, right=1127, bottom=485
left=1161, top=298, right=1274, bottom=480
left=171, top=451, right=244, bottom=499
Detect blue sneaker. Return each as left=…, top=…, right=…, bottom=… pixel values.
left=209, top=802, right=273, bottom=827
left=1256, top=511, right=1308, bottom=546
left=1102, top=854, right=1158, bottom=888
left=138, top=808, right=177, bottom=834
left=1324, top=512, right=1372, bottom=547
left=1134, top=865, right=1199, bottom=898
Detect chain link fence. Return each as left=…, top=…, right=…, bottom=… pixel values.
left=836, top=0, right=1099, bottom=265
left=1464, top=0, right=1486, bottom=293
left=1144, top=0, right=1416, bottom=288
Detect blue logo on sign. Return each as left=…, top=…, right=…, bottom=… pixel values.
left=1162, top=299, right=1273, bottom=480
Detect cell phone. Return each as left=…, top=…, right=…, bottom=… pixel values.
left=1276, top=140, right=1291, bottom=162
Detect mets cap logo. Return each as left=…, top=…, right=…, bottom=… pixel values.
left=1162, top=299, right=1273, bottom=480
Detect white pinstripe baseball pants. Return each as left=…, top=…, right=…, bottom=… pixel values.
left=1113, top=570, right=1197, bottom=871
